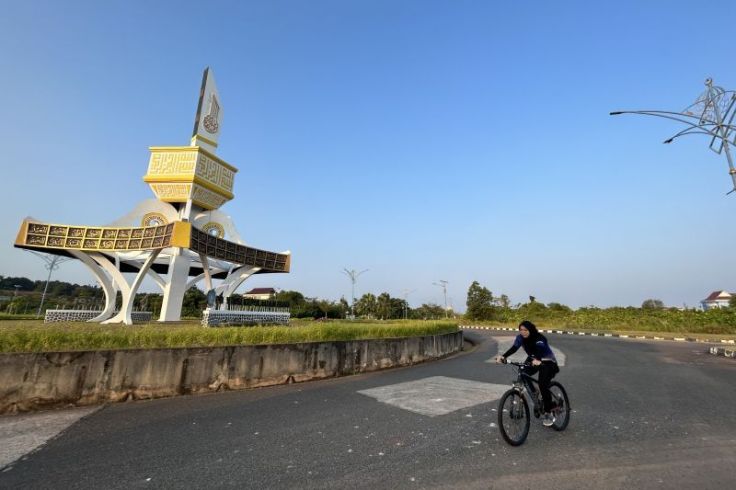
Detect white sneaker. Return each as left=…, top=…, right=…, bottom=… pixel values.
left=542, top=412, right=555, bottom=427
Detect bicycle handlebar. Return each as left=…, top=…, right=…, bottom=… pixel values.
left=500, top=359, right=532, bottom=367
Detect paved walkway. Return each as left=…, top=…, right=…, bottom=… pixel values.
left=0, top=407, right=99, bottom=469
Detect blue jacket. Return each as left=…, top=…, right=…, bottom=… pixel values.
left=502, top=334, right=557, bottom=362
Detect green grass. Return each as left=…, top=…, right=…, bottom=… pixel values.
left=0, top=319, right=459, bottom=353
left=0, top=313, right=40, bottom=321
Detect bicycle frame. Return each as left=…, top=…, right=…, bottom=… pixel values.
left=508, top=362, right=546, bottom=413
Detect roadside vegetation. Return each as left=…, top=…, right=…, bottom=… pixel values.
left=3, top=274, right=735, bottom=352
left=0, top=319, right=458, bottom=353
left=465, top=281, right=736, bottom=336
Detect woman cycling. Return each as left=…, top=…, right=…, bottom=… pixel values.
left=496, top=320, right=560, bottom=426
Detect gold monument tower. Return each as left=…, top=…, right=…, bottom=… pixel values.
left=14, top=68, right=291, bottom=325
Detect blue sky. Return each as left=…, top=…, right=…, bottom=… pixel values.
left=1, top=0, right=735, bottom=310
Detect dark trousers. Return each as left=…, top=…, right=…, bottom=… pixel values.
left=522, top=361, right=559, bottom=413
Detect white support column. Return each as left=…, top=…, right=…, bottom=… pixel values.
left=145, top=268, right=166, bottom=292
left=159, top=250, right=192, bottom=322
left=198, top=253, right=213, bottom=292
left=89, top=252, right=131, bottom=320
left=104, top=250, right=161, bottom=325
left=69, top=251, right=117, bottom=323
left=217, top=266, right=261, bottom=308
left=185, top=267, right=227, bottom=291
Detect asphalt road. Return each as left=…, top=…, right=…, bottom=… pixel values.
left=2, top=331, right=735, bottom=489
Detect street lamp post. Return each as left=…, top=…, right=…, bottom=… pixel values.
left=11, top=285, right=21, bottom=315
left=25, top=251, right=70, bottom=318
left=342, top=268, right=368, bottom=319
left=432, top=280, right=449, bottom=318
left=611, top=78, right=736, bottom=194
left=402, top=288, right=416, bottom=320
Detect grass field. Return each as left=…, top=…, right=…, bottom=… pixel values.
left=0, top=319, right=459, bottom=353
left=3, top=314, right=734, bottom=354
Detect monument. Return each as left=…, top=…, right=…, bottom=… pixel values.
left=14, top=68, right=291, bottom=324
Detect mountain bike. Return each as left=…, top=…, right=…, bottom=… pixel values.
left=497, top=360, right=570, bottom=446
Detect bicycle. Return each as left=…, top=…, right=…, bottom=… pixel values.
left=497, top=360, right=570, bottom=446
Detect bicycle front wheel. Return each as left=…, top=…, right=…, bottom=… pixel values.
left=549, top=381, right=570, bottom=431
left=497, top=389, right=530, bottom=446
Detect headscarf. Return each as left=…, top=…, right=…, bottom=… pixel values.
left=519, top=320, right=545, bottom=351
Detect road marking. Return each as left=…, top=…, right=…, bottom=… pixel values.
left=487, top=336, right=567, bottom=366
left=0, top=406, right=99, bottom=469
left=357, top=376, right=508, bottom=417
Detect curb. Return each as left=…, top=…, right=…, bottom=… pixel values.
left=460, top=325, right=736, bottom=358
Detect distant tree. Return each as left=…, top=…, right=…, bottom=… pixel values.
left=390, top=297, right=407, bottom=319
left=465, top=281, right=495, bottom=321
left=315, top=299, right=333, bottom=319
left=497, top=294, right=511, bottom=309
left=355, top=293, right=377, bottom=318
left=641, top=299, right=664, bottom=309
left=376, top=292, right=392, bottom=320
left=274, top=290, right=306, bottom=306
left=547, top=302, right=572, bottom=313
left=0, top=276, right=35, bottom=291
left=729, top=296, right=736, bottom=309
left=413, top=303, right=445, bottom=320
left=182, top=287, right=207, bottom=317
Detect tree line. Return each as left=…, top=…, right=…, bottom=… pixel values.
left=0, top=275, right=449, bottom=320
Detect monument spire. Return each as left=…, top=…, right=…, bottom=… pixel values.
left=191, top=67, right=222, bottom=154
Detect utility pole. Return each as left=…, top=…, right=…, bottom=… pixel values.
left=432, top=280, right=449, bottom=318
left=402, top=288, right=416, bottom=320
left=342, top=268, right=368, bottom=319
left=10, top=285, right=20, bottom=315
left=26, top=250, right=70, bottom=318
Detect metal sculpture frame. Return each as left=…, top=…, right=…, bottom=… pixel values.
left=611, top=78, right=736, bottom=193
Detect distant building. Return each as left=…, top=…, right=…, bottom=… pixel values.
left=701, top=290, right=733, bottom=310
left=243, top=287, right=277, bottom=301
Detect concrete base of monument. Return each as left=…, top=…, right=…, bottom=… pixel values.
left=0, top=331, right=463, bottom=414
left=44, top=310, right=153, bottom=323
left=202, top=308, right=290, bottom=326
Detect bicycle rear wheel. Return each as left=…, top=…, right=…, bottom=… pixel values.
left=549, top=381, right=570, bottom=431
left=497, top=389, right=530, bottom=446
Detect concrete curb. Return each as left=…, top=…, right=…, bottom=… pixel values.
left=0, top=332, right=463, bottom=414
left=460, top=325, right=736, bottom=358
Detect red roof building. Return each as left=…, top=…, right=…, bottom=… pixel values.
left=701, top=290, right=733, bottom=310
left=243, top=288, right=277, bottom=300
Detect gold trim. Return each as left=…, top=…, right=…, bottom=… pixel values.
left=170, top=221, right=192, bottom=248
left=14, top=220, right=29, bottom=246
left=141, top=212, right=168, bottom=227
left=190, top=134, right=218, bottom=148
left=148, top=146, right=238, bottom=172
left=201, top=222, right=225, bottom=238
left=14, top=219, right=184, bottom=252
left=192, top=198, right=222, bottom=210
left=196, top=146, right=237, bottom=172
left=142, top=174, right=234, bottom=199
